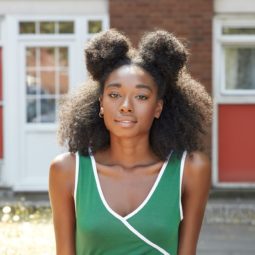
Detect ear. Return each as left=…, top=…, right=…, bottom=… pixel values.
left=99, top=96, right=104, bottom=115
left=99, top=95, right=103, bottom=107
left=154, top=99, right=163, bottom=119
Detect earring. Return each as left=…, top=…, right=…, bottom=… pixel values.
left=99, top=107, right=104, bottom=118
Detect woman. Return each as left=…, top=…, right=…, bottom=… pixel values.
left=49, top=29, right=212, bottom=255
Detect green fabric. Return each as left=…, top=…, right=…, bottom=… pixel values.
left=75, top=151, right=182, bottom=255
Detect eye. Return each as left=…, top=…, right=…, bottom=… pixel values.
left=108, top=92, right=120, bottom=98
left=136, top=95, right=149, bottom=100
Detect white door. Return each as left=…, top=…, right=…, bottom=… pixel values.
left=2, top=16, right=108, bottom=191
left=15, top=41, right=75, bottom=191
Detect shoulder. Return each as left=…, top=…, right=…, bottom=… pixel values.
left=185, top=151, right=211, bottom=173
left=182, top=151, right=211, bottom=193
left=49, top=152, right=76, bottom=196
left=50, top=152, right=76, bottom=172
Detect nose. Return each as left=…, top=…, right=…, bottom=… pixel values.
left=120, top=97, right=133, bottom=113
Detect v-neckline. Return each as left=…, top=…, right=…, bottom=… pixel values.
left=90, top=151, right=173, bottom=221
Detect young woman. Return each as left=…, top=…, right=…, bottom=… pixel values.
left=49, top=29, right=212, bottom=255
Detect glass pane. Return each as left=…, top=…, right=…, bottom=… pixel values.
left=19, top=22, right=36, bottom=34
left=59, top=47, right=68, bottom=67
left=225, top=48, right=255, bottom=90
left=223, top=27, right=255, bottom=35
left=40, top=98, right=55, bottom=123
left=26, top=71, right=39, bottom=95
left=27, top=98, right=37, bottom=123
left=40, top=47, right=55, bottom=67
left=26, top=48, right=36, bottom=67
left=40, top=71, right=56, bottom=95
left=59, top=21, right=74, bottom=34
left=40, top=21, right=55, bottom=34
left=59, top=71, right=69, bottom=94
left=88, top=20, right=102, bottom=33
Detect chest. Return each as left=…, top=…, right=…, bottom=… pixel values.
left=97, top=166, right=161, bottom=218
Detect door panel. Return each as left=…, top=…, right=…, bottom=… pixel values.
left=15, top=43, right=73, bottom=191
left=218, top=104, right=255, bottom=182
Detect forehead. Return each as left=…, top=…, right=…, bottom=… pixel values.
left=105, top=65, right=157, bottom=87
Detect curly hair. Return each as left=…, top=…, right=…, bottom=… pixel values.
left=57, top=29, right=212, bottom=160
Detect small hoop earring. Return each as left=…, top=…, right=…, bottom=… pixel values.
left=99, top=112, right=104, bottom=118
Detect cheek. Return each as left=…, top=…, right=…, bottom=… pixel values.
left=137, top=104, right=158, bottom=122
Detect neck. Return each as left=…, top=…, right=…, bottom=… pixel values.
left=104, top=134, right=159, bottom=168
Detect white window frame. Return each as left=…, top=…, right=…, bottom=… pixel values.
left=213, top=16, right=255, bottom=188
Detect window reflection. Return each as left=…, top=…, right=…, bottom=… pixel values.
left=26, top=48, right=36, bottom=67
left=40, top=22, right=55, bottom=34
left=59, top=48, right=68, bottom=67
left=26, top=71, right=39, bottom=95
left=225, top=48, right=255, bottom=90
left=40, top=98, right=56, bottom=122
left=40, top=48, right=55, bottom=67
left=88, top=20, right=102, bottom=33
left=59, top=22, right=74, bottom=34
left=26, top=98, right=37, bottom=123
left=19, top=22, right=36, bottom=34
left=40, top=71, right=56, bottom=95
left=59, top=71, right=68, bottom=94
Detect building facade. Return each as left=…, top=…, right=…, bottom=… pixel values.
left=0, top=0, right=254, bottom=192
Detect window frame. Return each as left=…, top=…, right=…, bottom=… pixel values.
left=215, top=18, right=255, bottom=98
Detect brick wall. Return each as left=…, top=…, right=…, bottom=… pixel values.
left=109, top=0, right=213, bottom=155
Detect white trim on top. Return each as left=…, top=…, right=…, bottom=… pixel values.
left=179, top=150, right=187, bottom=221
left=74, top=152, right=79, bottom=212
left=90, top=152, right=172, bottom=221
left=120, top=219, right=170, bottom=255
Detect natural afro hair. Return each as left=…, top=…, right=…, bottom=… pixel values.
left=85, top=29, right=133, bottom=87
left=57, top=29, right=212, bottom=159
left=136, top=30, right=188, bottom=98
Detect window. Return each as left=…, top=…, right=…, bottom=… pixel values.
left=19, top=21, right=74, bottom=34
left=225, top=47, right=255, bottom=91
left=26, top=46, right=69, bottom=123
left=218, top=21, right=255, bottom=95
left=88, top=20, right=102, bottom=34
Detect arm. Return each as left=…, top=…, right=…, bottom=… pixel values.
left=178, top=151, right=211, bottom=255
left=48, top=153, right=76, bottom=255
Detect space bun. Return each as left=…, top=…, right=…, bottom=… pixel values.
left=85, top=29, right=131, bottom=81
left=138, top=30, right=188, bottom=82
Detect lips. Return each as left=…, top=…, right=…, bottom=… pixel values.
left=115, top=119, right=137, bottom=123
left=114, top=119, right=137, bottom=127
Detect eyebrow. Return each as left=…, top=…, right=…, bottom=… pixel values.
left=106, top=83, right=153, bottom=92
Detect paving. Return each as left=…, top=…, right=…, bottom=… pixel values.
left=197, top=223, right=255, bottom=255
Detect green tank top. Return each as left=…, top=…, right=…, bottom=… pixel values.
left=75, top=150, right=187, bottom=255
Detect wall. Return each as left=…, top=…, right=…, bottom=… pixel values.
left=109, top=0, right=213, bottom=154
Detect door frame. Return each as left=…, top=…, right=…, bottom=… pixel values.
left=213, top=16, right=255, bottom=188
left=2, top=14, right=109, bottom=190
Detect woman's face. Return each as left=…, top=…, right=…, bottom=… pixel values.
left=100, top=65, right=163, bottom=139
